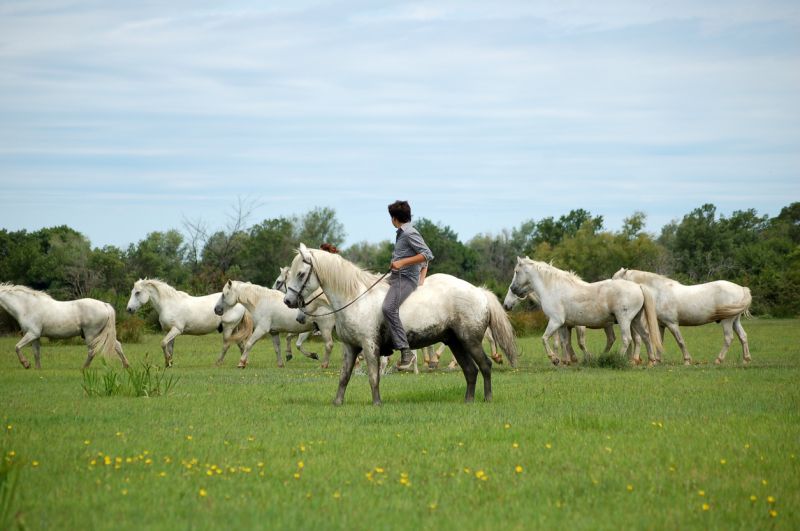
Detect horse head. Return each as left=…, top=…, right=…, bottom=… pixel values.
left=214, top=280, right=238, bottom=316
left=127, top=280, right=151, bottom=313
left=272, top=267, right=289, bottom=292
left=612, top=267, right=628, bottom=280
left=284, top=243, right=321, bottom=309
left=507, top=257, right=534, bottom=300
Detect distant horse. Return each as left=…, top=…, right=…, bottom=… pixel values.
left=612, top=268, right=752, bottom=364
left=126, top=279, right=252, bottom=367
left=273, top=266, right=336, bottom=368
left=502, top=289, right=616, bottom=365
left=214, top=280, right=336, bottom=368
left=284, top=244, right=518, bottom=405
left=506, top=258, right=662, bottom=365
left=0, top=283, right=128, bottom=369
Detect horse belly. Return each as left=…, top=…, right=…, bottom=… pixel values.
left=42, top=320, right=81, bottom=339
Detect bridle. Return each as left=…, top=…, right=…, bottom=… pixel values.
left=286, top=254, right=391, bottom=318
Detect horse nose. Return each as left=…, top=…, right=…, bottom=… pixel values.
left=126, top=307, right=134, bottom=314
left=284, top=295, right=296, bottom=309
left=502, top=302, right=513, bottom=311
left=214, top=305, right=224, bottom=316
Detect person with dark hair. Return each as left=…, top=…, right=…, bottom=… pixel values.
left=320, top=243, right=339, bottom=254
left=383, top=200, right=434, bottom=371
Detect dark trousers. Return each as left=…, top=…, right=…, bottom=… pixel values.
left=382, top=275, right=417, bottom=350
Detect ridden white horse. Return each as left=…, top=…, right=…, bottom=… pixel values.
left=506, top=258, right=662, bottom=366
left=283, top=244, right=518, bottom=405
left=612, top=268, right=752, bottom=365
left=126, top=279, right=252, bottom=368
left=502, top=290, right=616, bottom=365
left=0, top=283, right=128, bottom=369
left=273, top=267, right=336, bottom=368
left=214, top=280, right=336, bottom=368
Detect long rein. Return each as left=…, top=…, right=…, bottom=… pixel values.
left=287, top=259, right=392, bottom=318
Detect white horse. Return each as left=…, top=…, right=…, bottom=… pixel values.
left=502, top=290, right=616, bottom=365
left=273, top=267, right=336, bottom=368
left=612, top=268, right=752, bottom=365
left=214, top=280, right=336, bottom=368
left=506, top=258, right=662, bottom=366
left=0, top=283, right=128, bottom=369
left=283, top=243, right=518, bottom=405
left=126, top=279, right=252, bottom=367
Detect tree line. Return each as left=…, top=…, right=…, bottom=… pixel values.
left=1, top=203, right=798, bottom=329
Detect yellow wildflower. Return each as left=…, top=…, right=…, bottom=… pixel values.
left=515, top=465, right=523, bottom=474
left=199, top=488, right=207, bottom=497
left=767, top=496, right=775, bottom=504
left=769, top=510, right=778, bottom=518
left=702, top=503, right=710, bottom=511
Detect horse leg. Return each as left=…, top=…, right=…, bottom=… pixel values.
left=565, top=326, right=579, bottom=364
left=271, top=332, right=284, bottom=368
left=14, top=331, right=39, bottom=369
left=449, top=340, right=479, bottom=403
left=733, top=315, right=751, bottom=363
left=334, top=344, right=360, bottom=406
left=115, top=341, right=130, bottom=369
left=32, top=339, right=42, bottom=369
left=160, top=327, right=182, bottom=368
left=236, top=327, right=268, bottom=369
left=715, top=318, right=735, bottom=365
left=631, top=312, right=657, bottom=366
left=216, top=337, right=233, bottom=366
left=616, top=316, right=635, bottom=364
left=485, top=329, right=502, bottom=364
left=576, top=326, right=591, bottom=362
left=296, top=332, right=319, bottom=361
left=557, top=327, right=572, bottom=365
left=364, top=347, right=383, bottom=406
left=285, top=333, right=294, bottom=361
left=602, top=324, right=616, bottom=354
left=664, top=322, right=691, bottom=365
left=320, top=329, right=334, bottom=369
left=630, top=332, right=642, bottom=365
left=542, top=320, right=563, bottom=365
left=469, top=337, right=493, bottom=402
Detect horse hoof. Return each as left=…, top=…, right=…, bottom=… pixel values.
left=237, top=362, right=247, bottom=369
left=285, top=354, right=293, bottom=362
left=309, top=353, right=319, bottom=360
left=683, top=360, right=692, bottom=366
left=714, top=358, right=722, bottom=365
left=21, top=361, right=31, bottom=369
left=633, top=358, right=642, bottom=366
left=551, top=358, right=560, bottom=366
left=428, top=362, right=439, bottom=370
left=321, top=363, right=329, bottom=369
left=491, top=354, right=503, bottom=364
left=277, top=363, right=284, bottom=368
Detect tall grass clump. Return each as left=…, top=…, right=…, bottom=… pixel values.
left=81, top=357, right=179, bottom=397
left=581, top=350, right=630, bottom=369
left=0, top=451, right=23, bottom=530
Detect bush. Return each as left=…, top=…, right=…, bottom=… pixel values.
left=509, top=310, right=548, bottom=337
left=117, top=315, right=145, bottom=343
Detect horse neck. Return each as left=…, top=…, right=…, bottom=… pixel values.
left=0, top=289, right=24, bottom=318
left=142, top=282, right=171, bottom=313
left=311, top=251, right=379, bottom=308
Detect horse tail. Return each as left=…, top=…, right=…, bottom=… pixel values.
left=640, top=285, right=663, bottom=355
left=482, top=288, right=519, bottom=368
left=229, top=310, right=254, bottom=345
left=89, top=303, right=118, bottom=360
left=710, top=286, right=753, bottom=321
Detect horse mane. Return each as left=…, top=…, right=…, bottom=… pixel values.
left=623, top=269, right=674, bottom=283
left=305, top=249, right=387, bottom=300
left=0, top=283, right=54, bottom=300
left=136, top=278, right=189, bottom=299
left=520, top=258, right=586, bottom=286
left=231, top=281, right=274, bottom=308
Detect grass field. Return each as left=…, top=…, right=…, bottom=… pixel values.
left=1, top=318, right=798, bottom=530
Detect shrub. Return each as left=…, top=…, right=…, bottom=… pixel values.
left=117, top=315, right=145, bottom=343
left=508, top=310, right=548, bottom=337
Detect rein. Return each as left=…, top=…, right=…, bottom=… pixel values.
left=287, top=255, right=391, bottom=318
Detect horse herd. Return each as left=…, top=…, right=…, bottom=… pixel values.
left=0, top=244, right=752, bottom=405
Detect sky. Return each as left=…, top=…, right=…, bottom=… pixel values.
left=1, top=0, right=799, bottom=249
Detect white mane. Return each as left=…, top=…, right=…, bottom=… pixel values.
left=0, top=283, right=54, bottom=300
left=520, top=258, right=586, bottom=286
left=305, top=249, right=387, bottom=300
left=136, top=278, right=189, bottom=299
left=230, top=280, right=274, bottom=308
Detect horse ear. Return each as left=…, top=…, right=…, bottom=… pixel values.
left=226, top=279, right=232, bottom=287
left=298, top=243, right=312, bottom=262
left=517, top=256, right=524, bottom=264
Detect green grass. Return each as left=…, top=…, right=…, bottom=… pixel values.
left=1, top=319, right=798, bottom=530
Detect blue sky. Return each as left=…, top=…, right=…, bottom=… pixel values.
left=1, top=1, right=798, bottom=249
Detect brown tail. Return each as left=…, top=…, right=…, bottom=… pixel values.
left=229, top=311, right=254, bottom=344
left=640, top=285, right=663, bottom=354
left=89, top=303, right=118, bottom=360
left=482, top=288, right=519, bottom=367
left=709, top=287, right=753, bottom=321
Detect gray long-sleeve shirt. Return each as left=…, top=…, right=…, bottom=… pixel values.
left=392, top=222, right=434, bottom=284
